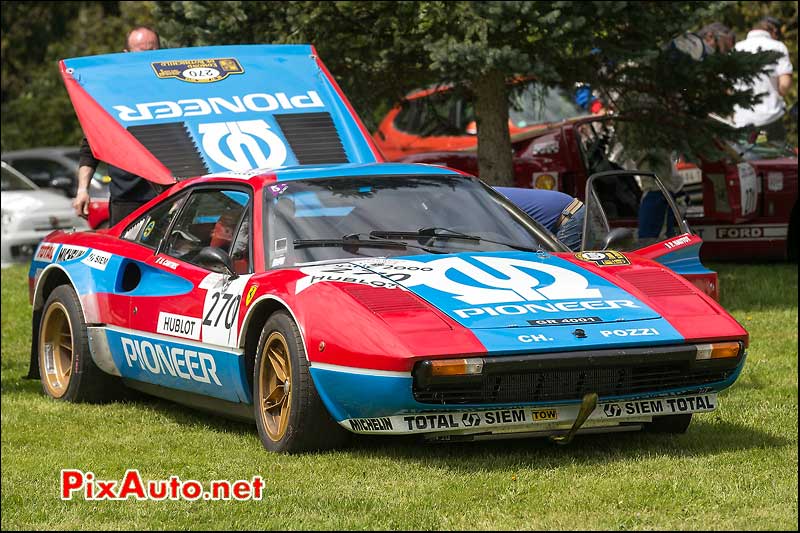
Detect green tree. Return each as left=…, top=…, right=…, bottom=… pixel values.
left=3, top=2, right=791, bottom=179
left=1, top=1, right=155, bottom=151
left=154, top=1, right=782, bottom=185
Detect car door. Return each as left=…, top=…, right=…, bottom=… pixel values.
left=116, top=185, right=255, bottom=402
left=127, top=186, right=254, bottom=345
left=580, top=170, right=719, bottom=300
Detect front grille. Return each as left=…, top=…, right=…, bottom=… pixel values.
left=413, top=347, right=740, bottom=405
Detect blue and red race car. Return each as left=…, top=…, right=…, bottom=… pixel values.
left=28, top=45, right=747, bottom=453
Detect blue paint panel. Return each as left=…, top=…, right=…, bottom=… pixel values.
left=105, top=328, right=250, bottom=403
left=310, top=368, right=415, bottom=421
left=310, top=357, right=745, bottom=421
left=63, top=44, right=379, bottom=172
left=122, top=260, right=194, bottom=297
left=362, top=252, right=661, bottom=330
left=472, top=318, right=684, bottom=354
left=273, top=162, right=460, bottom=182
left=655, top=242, right=715, bottom=276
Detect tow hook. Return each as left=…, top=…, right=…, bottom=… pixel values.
left=549, top=392, right=598, bottom=445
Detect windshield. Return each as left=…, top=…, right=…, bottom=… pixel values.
left=508, top=82, right=588, bottom=128
left=727, top=139, right=797, bottom=161
left=1, top=166, right=37, bottom=191
left=265, top=175, right=562, bottom=267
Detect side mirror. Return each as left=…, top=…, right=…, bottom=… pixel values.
left=602, top=227, right=635, bottom=250
left=195, top=246, right=238, bottom=279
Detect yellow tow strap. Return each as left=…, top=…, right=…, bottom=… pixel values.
left=549, top=392, right=598, bottom=445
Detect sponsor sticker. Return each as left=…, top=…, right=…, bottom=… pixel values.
left=574, top=250, right=630, bottom=266
left=297, top=256, right=604, bottom=303
left=113, top=91, right=324, bottom=122
left=269, top=183, right=288, bottom=197
left=517, top=334, right=554, bottom=343
left=245, top=285, right=258, bottom=307
left=767, top=172, right=783, bottom=192
left=34, top=242, right=58, bottom=263
left=81, top=250, right=112, bottom=271
left=599, top=394, right=716, bottom=418
left=57, top=245, right=89, bottom=263
left=201, top=275, right=252, bottom=347
left=737, top=163, right=757, bottom=216
left=532, top=173, right=558, bottom=190
left=151, top=58, right=244, bottom=83
left=693, top=224, right=789, bottom=242
left=143, top=221, right=156, bottom=239
left=599, top=327, right=660, bottom=338
left=119, top=335, right=222, bottom=386
left=343, top=393, right=716, bottom=434
left=664, top=235, right=691, bottom=249
left=157, top=312, right=202, bottom=341
left=155, top=256, right=179, bottom=270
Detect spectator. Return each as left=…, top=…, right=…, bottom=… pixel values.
left=494, top=187, right=585, bottom=251
left=698, top=22, right=736, bottom=55
left=732, top=17, right=793, bottom=143
left=633, top=22, right=733, bottom=239
left=73, top=26, right=161, bottom=226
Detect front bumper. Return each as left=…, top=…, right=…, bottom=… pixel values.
left=341, top=392, right=718, bottom=437
left=310, top=343, right=746, bottom=437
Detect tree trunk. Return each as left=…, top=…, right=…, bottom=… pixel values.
left=474, top=69, right=513, bottom=186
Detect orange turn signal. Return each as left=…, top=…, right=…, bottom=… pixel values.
left=429, top=358, right=484, bottom=377
left=696, top=342, right=741, bottom=360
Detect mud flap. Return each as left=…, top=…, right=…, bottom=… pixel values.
left=26, top=309, right=41, bottom=379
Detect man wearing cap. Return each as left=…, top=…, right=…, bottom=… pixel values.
left=732, top=17, right=794, bottom=143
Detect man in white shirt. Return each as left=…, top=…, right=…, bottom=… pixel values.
left=732, top=17, right=794, bottom=143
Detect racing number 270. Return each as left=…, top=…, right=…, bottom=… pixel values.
left=203, top=291, right=241, bottom=330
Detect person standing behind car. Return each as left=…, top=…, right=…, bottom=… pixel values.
left=731, top=17, right=793, bottom=143
left=494, top=187, right=585, bottom=251
left=72, top=26, right=161, bottom=226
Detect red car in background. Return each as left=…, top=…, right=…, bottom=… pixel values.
left=374, top=84, right=798, bottom=262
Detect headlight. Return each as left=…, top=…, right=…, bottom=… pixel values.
left=1, top=212, right=14, bottom=228
left=429, top=358, right=484, bottom=377
left=695, top=342, right=741, bottom=360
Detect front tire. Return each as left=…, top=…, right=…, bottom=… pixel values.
left=38, top=285, right=119, bottom=402
left=253, top=311, right=349, bottom=453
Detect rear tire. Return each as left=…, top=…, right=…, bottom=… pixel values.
left=253, top=311, right=349, bottom=453
left=38, top=285, right=120, bottom=402
left=644, top=413, right=693, bottom=434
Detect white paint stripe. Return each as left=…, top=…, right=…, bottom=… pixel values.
left=103, top=325, right=243, bottom=355
left=310, top=362, right=411, bottom=378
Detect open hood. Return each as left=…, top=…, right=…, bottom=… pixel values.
left=60, top=44, right=382, bottom=184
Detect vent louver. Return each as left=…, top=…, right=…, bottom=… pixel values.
left=127, top=122, right=209, bottom=179
left=275, top=112, right=349, bottom=165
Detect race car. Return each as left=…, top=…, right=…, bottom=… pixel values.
left=28, top=45, right=748, bottom=453
left=378, top=86, right=798, bottom=262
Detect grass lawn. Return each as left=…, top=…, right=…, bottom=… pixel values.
left=1, top=262, right=797, bottom=530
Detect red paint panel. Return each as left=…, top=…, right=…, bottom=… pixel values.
left=60, top=60, right=175, bottom=185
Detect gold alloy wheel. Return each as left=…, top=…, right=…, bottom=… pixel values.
left=258, top=332, right=292, bottom=441
left=40, top=302, right=74, bottom=398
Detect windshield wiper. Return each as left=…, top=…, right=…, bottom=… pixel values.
left=293, top=233, right=447, bottom=254
left=370, top=227, right=542, bottom=253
